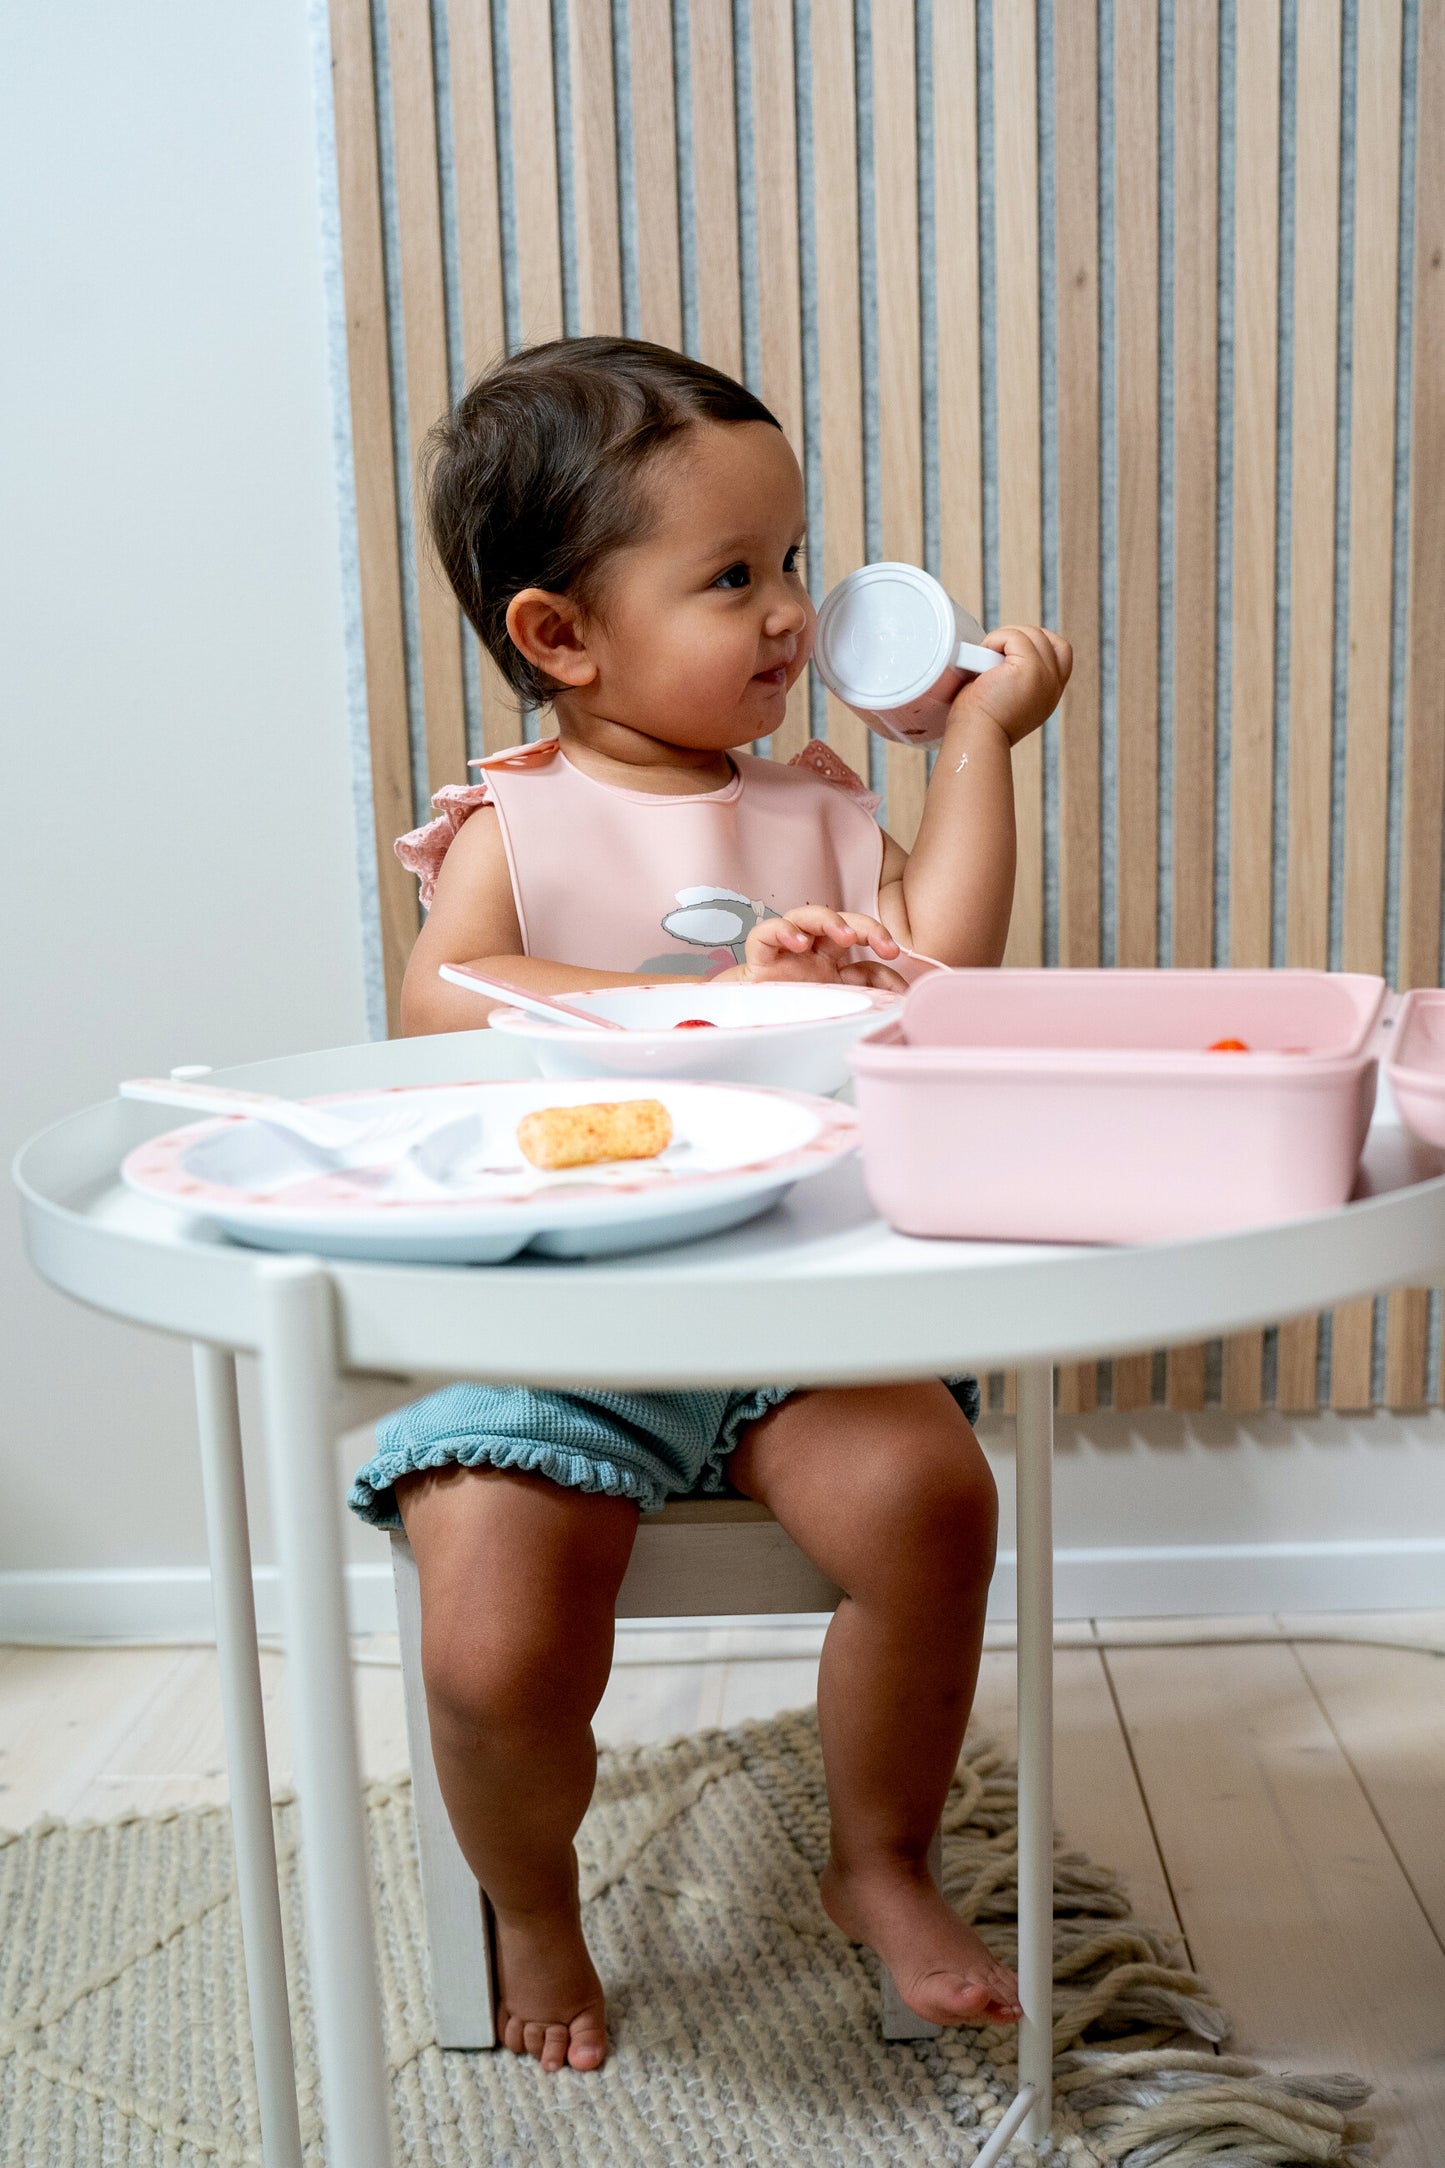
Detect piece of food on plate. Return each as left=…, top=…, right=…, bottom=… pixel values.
left=674, top=1018, right=718, bottom=1029
left=1208, top=1037, right=1250, bottom=1053
left=517, top=1098, right=673, bottom=1171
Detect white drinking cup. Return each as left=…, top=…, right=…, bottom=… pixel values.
left=811, top=561, right=1003, bottom=746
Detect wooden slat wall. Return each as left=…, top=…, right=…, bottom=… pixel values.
left=874, top=0, right=926, bottom=843
left=1390, top=0, right=1445, bottom=1408
left=1222, top=0, right=1281, bottom=1414
left=568, top=0, right=623, bottom=337
left=812, top=0, right=866, bottom=783
left=331, top=0, right=1443, bottom=1415
left=628, top=0, right=683, bottom=348
left=1053, top=0, right=1101, bottom=1417
left=1164, top=0, right=1219, bottom=1414
left=329, top=0, right=419, bottom=1028
left=1278, top=0, right=1343, bottom=1409
left=994, top=0, right=1044, bottom=972
left=749, top=0, right=809, bottom=761
left=448, top=0, right=519, bottom=759
left=389, top=0, right=469, bottom=793
left=1110, top=0, right=1161, bottom=1416
left=688, top=0, right=742, bottom=379
left=1333, top=0, right=1404, bottom=1411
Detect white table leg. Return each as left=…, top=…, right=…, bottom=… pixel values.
left=1014, top=1363, right=1055, bottom=2147
left=256, top=1260, right=394, bottom=2168
left=192, top=1344, right=303, bottom=2168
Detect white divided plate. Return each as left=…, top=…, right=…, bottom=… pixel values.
left=121, top=1078, right=860, bottom=1263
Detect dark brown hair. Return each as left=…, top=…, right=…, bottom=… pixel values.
left=423, top=336, right=780, bottom=705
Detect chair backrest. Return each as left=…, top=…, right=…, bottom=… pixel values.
left=327, top=0, right=1444, bottom=1419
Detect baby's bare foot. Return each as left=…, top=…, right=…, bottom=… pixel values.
left=821, top=1856, right=1023, bottom=2028
left=492, top=1895, right=609, bottom=2073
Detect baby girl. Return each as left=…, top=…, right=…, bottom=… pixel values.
left=349, top=336, right=1071, bottom=2075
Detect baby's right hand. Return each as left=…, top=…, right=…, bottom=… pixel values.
left=721, top=906, right=908, bottom=990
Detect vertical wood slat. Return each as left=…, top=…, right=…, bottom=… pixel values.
left=1222, top=0, right=1281, bottom=1413
left=749, top=0, right=808, bottom=762
left=1053, top=0, right=1101, bottom=1417
left=811, top=0, right=868, bottom=781
left=628, top=0, right=683, bottom=347
left=873, top=0, right=926, bottom=843
left=330, top=0, right=421, bottom=1033
left=1332, top=0, right=1404, bottom=1411
left=1388, top=1, right=1445, bottom=1407
left=448, top=0, right=523, bottom=755
left=569, top=0, right=623, bottom=334
left=935, top=0, right=983, bottom=1280
left=509, top=0, right=565, bottom=343
left=1277, top=0, right=1344, bottom=1409
left=1165, top=0, right=1219, bottom=1412
left=934, top=0, right=983, bottom=614
left=1054, top=0, right=1101, bottom=973
left=449, top=0, right=506, bottom=369
left=1111, top=0, right=1160, bottom=1411
left=994, top=0, right=1044, bottom=968
left=504, top=0, right=565, bottom=740
left=388, top=0, right=470, bottom=799
left=1113, top=0, right=1159, bottom=980
left=688, top=0, right=743, bottom=378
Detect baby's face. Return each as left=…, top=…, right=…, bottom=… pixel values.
left=582, top=420, right=813, bottom=750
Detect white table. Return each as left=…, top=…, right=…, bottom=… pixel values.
left=17, top=1027, right=1445, bottom=2167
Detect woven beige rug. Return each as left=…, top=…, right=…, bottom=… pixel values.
left=0, top=1708, right=1370, bottom=2166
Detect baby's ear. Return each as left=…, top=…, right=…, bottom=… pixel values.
left=505, top=589, right=597, bottom=687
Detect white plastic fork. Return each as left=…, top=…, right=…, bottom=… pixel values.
left=119, top=1077, right=453, bottom=1162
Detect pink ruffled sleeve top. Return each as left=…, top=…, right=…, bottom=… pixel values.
left=396, top=736, right=890, bottom=979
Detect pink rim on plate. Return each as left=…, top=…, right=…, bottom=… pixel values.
left=122, top=1080, right=861, bottom=1220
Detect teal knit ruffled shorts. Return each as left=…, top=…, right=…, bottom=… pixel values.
left=348, top=1376, right=982, bottom=1528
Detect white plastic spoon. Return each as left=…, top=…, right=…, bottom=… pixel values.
left=438, top=964, right=625, bottom=1028
left=118, top=1077, right=454, bottom=1160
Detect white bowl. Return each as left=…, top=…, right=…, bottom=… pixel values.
left=487, top=981, right=900, bottom=1094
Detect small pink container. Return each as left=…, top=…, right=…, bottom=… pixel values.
left=850, top=968, right=1432, bottom=1245
left=1384, top=988, right=1445, bottom=1146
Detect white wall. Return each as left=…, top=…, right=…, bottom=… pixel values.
left=0, top=3, right=373, bottom=1595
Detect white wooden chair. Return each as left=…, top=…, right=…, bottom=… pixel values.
left=389, top=1492, right=945, bottom=2048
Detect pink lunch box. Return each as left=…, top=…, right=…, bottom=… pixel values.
left=850, top=969, right=1445, bottom=1245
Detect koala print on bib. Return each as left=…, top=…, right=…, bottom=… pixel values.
left=637, top=887, right=782, bottom=975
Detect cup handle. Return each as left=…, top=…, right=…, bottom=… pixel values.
left=954, top=639, right=1003, bottom=675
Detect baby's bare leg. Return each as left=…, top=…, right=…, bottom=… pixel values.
left=727, top=1383, right=1021, bottom=2028
left=396, top=1464, right=638, bottom=2073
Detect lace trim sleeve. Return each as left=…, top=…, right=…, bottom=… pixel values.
left=394, top=780, right=495, bottom=909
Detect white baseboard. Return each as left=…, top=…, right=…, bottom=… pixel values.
left=3, top=1538, right=1443, bottom=1643
left=0, top=1566, right=399, bottom=1644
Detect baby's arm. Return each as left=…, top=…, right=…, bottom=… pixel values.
left=401, top=807, right=670, bottom=1034
left=877, top=626, right=1072, bottom=967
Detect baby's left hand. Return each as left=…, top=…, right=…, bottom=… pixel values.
left=954, top=624, right=1072, bottom=746
left=719, top=906, right=909, bottom=990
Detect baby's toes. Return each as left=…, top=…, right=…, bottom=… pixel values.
left=949, top=1977, right=999, bottom=2020
left=500, top=2008, right=528, bottom=2055
left=539, top=2022, right=573, bottom=2073
left=983, top=1970, right=1023, bottom=2022
left=522, top=2018, right=551, bottom=2062
left=568, top=2014, right=608, bottom=2071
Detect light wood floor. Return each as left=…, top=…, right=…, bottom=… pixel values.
left=2, top=1613, right=1442, bottom=2165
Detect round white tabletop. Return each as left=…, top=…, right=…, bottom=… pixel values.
left=16, top=1025, right=1445, bottom=1384
left=17, top=1026, right=1445, bottom=2168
